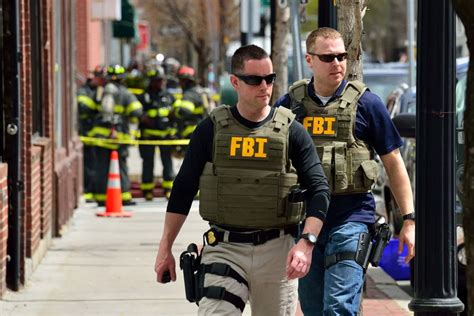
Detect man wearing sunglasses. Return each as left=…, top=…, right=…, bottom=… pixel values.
left=275, top=27, right=415, bottom=315
left=154, top=44, right=330, bottom=315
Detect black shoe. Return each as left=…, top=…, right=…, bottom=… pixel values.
left=123, top=200, right=137, bottom=206
left=97, top=201, right=105, bottom=207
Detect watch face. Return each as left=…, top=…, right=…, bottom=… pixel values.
left=302, top=233, right=317, bottom=244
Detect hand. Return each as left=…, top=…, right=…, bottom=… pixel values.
left=286, top=239, right=314, bottom=280
left=154, top=245, right=177, bottom=283
left=398, top=220, right=415, bottom=263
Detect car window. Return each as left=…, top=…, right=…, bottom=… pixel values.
left=456, top=72, right=467, bottom=116
left=364, top=69, right=409, bottom=103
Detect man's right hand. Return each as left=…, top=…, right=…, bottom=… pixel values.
left=154, top=246, right=177, bottom=283
left=154, top=212, right=188, bottom=284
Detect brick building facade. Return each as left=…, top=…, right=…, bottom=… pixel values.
left=76, top=0, right=104, bottom=85
left=0, top=0, right=82, bottom=296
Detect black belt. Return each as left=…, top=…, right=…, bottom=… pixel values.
left=207, top=225, right=298, bottom=246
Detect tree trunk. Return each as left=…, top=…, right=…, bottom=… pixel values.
left=337, top=0, right=367, bottom=81
left=270, top=1, right=290, bottom=105
left=336, top=2, right=367, bottom=315
left=217, top=0, right=239, bottom=82
left=451, top=1, right=474, bottom=314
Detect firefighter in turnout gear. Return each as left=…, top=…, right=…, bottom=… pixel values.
left=163, top=57, right=182, bottom=98
left=138, top=67, right=177, bottom=200
left=170, top=66, right=208, bottom=156
left=88, top=64, right=143, bottom=206
left=77, top=66, right=106, bottom=202
left=154, top=45, right=330, bottom=315
left=125, top=68, right=146, bottom=97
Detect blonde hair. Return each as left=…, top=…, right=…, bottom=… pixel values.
left=306, top=27, right=343, bottom=53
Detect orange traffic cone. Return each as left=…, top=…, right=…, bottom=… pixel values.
left=97, top=150, right=133, bottom=217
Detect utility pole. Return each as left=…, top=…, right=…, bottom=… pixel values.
left=408, top=1, right=464, bottom=314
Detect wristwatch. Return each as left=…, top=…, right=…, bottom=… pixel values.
left=402, top=212, right=415, bottom=222
left=300, top=233, right=318, bottom=245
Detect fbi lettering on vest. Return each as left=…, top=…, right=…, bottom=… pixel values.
left=303, top=115, right=337, bottom=136
left=229, top=136, right=268, bottom=159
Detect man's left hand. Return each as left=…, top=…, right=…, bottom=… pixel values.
left=398, top=220, right=415, bottom=263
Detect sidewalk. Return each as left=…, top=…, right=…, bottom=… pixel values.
left=0, top=199, right=413, bottom=316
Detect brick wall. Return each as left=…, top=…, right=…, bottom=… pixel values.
left=0, top=164, right=8, bottom=297
left=26, top=147, right=42, bottom=258
left=32, top=138, right=53, bottom=238
left=76, top=0, right=104, bottom=82
left=88, top=14, right=103, bottom=69
left=19, top=0, right=32, bottom=284
left=54, top=148, right=78, bottom=237
left=42, top=0, right=54, bottom=139
left=75, top=0, right=88, bottom=83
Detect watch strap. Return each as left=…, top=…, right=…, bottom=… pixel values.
left=300, top=233, right=317, bottom=245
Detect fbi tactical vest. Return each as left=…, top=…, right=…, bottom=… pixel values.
left=199, top=105, right=305, bottom=229
left=289, top=80, right=379, bottom=195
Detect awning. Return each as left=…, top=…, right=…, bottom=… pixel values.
left=112, top=0, right=136, bottom=38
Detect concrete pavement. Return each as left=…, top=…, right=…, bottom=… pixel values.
left=0, top=198, right=413, bottom=315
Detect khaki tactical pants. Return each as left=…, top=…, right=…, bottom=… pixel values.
left=198, top=234, right=298, bottom=316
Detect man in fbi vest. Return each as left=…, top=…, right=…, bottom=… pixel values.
left=275, top=27, right=415, bottom=315
left=154, top=44, right=330, bottom=315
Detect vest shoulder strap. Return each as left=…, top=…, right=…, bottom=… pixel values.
left=339, top=80, right=367, bottom=109
left=289, top=79, right=310, bottom=103
left=273, top=107, right=295, bottom=132
left=210, top=105, right=231, bottom=127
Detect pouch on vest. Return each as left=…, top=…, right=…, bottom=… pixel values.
left=360, top=160, right=379, bottom=189
left=333, top=142, right=348, bottom=192
left=316, top=141, right=378, bottom=194
left=284, top=184, right=306, bottom=222
left=199, top=162, right=302, bottom=228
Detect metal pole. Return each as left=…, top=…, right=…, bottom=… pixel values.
left=247, top=0, right=254, bottom=45
left=290, top=0, right=303, bottom=81
left=270, top=0, right=276, bottom=55
left=0, top=0, right=4, bottom=161
left=318, top=0, right=337, bottom=29
left=5, top=0, right=22, bottom=291
left=409, top=0, right=464, bottom=314
left=407, top=0, right=415, bottom=87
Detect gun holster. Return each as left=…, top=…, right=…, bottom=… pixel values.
left=324, top=223, right=392, bottom=271
left=356, top=223, right=392, bottom=270
left=369, top=223, right=392, bottom=267
left=179, top=243, right=201, bottom=303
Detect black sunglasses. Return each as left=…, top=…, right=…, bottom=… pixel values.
left=308, top=52, right=348, bottom=63
left=234, top=73, right=277, bottom=86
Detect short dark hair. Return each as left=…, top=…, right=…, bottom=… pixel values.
left=306, top=27, right=343, bottom=53
left=231, top=45, right=270, bottom=74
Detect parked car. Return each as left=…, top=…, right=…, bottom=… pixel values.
left=364, top=63, right=409, bottom=104
left=384, top=57, right=468, bottom=314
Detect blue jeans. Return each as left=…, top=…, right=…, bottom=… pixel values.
left=299, top=222, right=369, bottom=316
